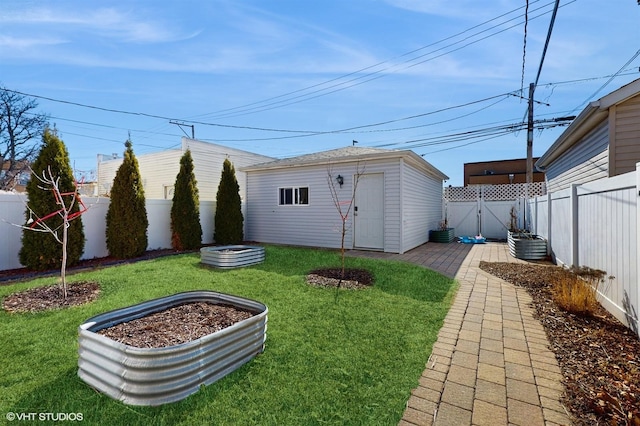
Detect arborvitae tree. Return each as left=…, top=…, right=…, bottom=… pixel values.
left=106, top=140, right=148, bottom=258
left=19, top=128, right=85, bottom=270
left=170, top=150, right=202, bottom=250
left=214, top=158, right=243, bottom=245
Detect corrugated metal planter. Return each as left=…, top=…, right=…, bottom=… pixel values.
left=78, top=290, right=268, bottom=406
left=429, top=228, right=455, bottom=243
left=508, top=231, right=547, bottom=260
left=201, top=245, right=265, bottom=269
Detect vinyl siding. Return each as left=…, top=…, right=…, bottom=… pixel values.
left=185, top=139, right=272, bottom=202
left=96, top=138, right=272, bottom=201
left=381, top=161, right=401, bottom=253
left=401, top=160, right=443, bottom=253
left=246, top=159, right=402, bottom=252
left=97, top=150, right=180, bottom=199
left=612, top=95, right=640, bottom=175
left=544, top=120, right=609, bottom=192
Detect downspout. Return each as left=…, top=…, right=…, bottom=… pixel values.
left=399, top=158, right=405, bottom=254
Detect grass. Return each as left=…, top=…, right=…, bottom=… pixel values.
left=0, top=245, right=456, bottom=426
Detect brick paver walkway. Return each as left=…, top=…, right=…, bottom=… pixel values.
left=350, top=242, right=571, bottom=425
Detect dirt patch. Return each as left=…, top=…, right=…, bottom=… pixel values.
left=97, top=302, right=255, bottom=348
left=479, top=261, right=640, bottom=426
left=2, top=281, right=101, bottom=313
left=306, top=268, right=374, bottom=290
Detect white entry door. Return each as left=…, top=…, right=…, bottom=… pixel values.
left=354, top=173, right=384, bottom=250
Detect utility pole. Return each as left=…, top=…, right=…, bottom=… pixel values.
left=170, top=121, right=195, bottom=139
left=526, top=82, right=535, bottom=185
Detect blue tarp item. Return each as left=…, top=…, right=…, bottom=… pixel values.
left=459, top=236, right=486, bottom=244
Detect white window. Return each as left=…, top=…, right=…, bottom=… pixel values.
left=279, top=187, right=309, bottom=205
left=164, top=185, right=174, bottom=200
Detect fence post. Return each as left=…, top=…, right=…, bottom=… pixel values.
left=547, top=190, right=552, bottom=256
left=571, top=183, right=579, bottom=267
left=533, top=194, right=538, bottom=235
left=636, top=162, right=640, bottom=334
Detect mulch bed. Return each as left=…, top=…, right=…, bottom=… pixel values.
left=0, top=249, right=187, bottom=285
left=2, top=281, right=100, bottom=313
left=479, top=261, right=640, bottom=426
left=306, top=268, right=374, bottom=289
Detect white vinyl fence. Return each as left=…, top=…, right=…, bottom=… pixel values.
left=445, top=182, right=546, bottom=240
left=527, top=164, right=639, bottom=335
left=0, top=193, right=216, bottom=271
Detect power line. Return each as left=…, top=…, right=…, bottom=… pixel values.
left=198, top=1, right=563, bottom=121
left=192, top=1, right=548, bottom=121
left=569, top=49, right=640, bottom=114
left=1, top=87, right=517, bottom=137
left=521, top=0, right=529, bottom=96
left=534, top=0, right=561, bottom=87
left=376, top=117, right=573, bottom=151
left=39, top=113, right=181, bottom=138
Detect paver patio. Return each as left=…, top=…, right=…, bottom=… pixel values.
left=349, top=241, right=571, bottom=426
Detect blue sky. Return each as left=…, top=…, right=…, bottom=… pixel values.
left=1, top=0, right=639, bottom=186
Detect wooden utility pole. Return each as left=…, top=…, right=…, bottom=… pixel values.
left=526, top=82, right=535, bottom=185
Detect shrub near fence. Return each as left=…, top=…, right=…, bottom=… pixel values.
left=0, top=193, right=216, bottom=272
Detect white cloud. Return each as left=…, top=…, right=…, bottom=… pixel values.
left=0, top=35, right=66, bottom=49
left=0, top=6, right=198, bottom=44
left=383, top=0, right=507, bottom=19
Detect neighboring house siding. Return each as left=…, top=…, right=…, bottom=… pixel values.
left=612, top=95, right=640, bottom=175
left=97, top=150, right=180, bottom=198
left=97, top=138, right=272, bottom=201
left=246, top=159, right=402, bottom=252
left=544, top=121, right=609, bottom=192
left=185, top=139, right=272, bottom=202
left=401, top=160, right=443, bottom=252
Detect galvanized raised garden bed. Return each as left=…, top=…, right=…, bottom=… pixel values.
left=78, top=290, right=268, bottom=406
left=508, top=231, right=547, bottom=260
left=201, top=245, right=265, bottom=269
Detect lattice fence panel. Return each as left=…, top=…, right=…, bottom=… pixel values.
left=445, top=182, right=545, bottom=202
left=444, top=185, right=479, bottom=201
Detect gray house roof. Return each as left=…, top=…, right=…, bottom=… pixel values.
left=536, top=78, right=640, bottom=169
left=242, top=146, right=449, bottom=180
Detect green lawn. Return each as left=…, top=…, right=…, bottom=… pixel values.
left=0, top=245, right=456, bottom=426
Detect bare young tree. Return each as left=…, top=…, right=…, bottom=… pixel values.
left=0, top=87, right=49, bottom=190
left=15, top=166, right=88, bottom=298
left=327, top=162, right=365, bottom=281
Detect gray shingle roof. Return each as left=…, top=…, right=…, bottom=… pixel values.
left=246, top=146, right=400, bottom=169
left=242, top=145, right=449, bottom=180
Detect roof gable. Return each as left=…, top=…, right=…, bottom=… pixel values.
left=537, top=78, right=640, bottom=168
left=242, top=146, right=449, bottom=181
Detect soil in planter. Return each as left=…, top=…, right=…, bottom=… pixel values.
left=97, top=302, right=255, bottom=348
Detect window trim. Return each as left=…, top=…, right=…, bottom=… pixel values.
left=278, top=186, right=309, bottom=206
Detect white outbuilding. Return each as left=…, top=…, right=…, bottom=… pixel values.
left=242, top=146, right=448, bottom=254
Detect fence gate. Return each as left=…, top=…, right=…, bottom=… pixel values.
left=444, top=183, right=545, bottom=240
